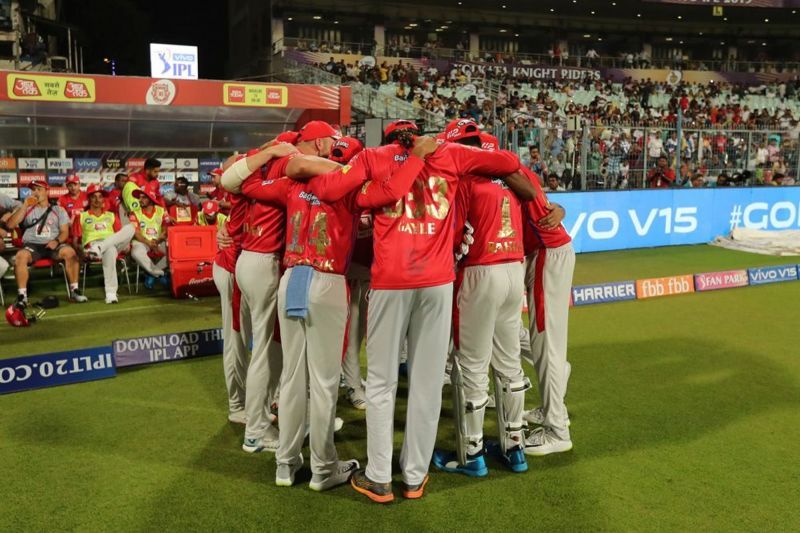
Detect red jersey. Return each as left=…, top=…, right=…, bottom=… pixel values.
left=58, top=192, right=88, bottom=221
left=106, top=188, right=122, bottom=213
left=244, top=156, right=426, bottom=276
left=239, top=156, right=292, bottom=254
left=214, top=194, right=247, bottom=273
left=312, top=143, right=519, bottom=290
left=454, top=175, right=524, bottom=267
left=129, top=170, right=164, bottom=207
left=520, top=167, right=572, bottom=253
left=209, top=186, right=232, bottom=215
left=168, top=204, right=198, bottom=226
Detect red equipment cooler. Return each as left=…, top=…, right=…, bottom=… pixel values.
left=167, top=225, right=218, bottom=299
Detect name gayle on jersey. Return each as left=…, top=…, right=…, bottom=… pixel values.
left=487, top=240, right=523, bottom=254
left=398, top=221, right=436, bottom=235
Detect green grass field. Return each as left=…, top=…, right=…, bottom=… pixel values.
left=1, top=245, right=799, bottom=532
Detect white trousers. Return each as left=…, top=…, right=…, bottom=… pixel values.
left=212, top=263, right=251, bottom=414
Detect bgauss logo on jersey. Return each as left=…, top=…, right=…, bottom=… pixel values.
left=490, top=178, right=509, bottom=189
left=298, top=191, right=321, bottom=206
left=393, top=154, right=408, bottom=162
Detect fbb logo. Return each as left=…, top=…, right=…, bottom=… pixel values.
left=13, top=78, right=40, bottom=97
left=636, top=275, right=694, bottom=299
left=227, top=86, right=245, bottom=103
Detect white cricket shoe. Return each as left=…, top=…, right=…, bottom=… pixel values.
left=524, top=426, right=573, bottom=456
left=346, top=387, right=367, bottom=410
left=523, top=407, right=571, bottom=427
left=87, top=241, right=103, bottom=260
left=309, top=459, right=359, bottom=491
left=227, top=410, right=246, bottom=425
left=334, top=417, right=344, bottom=432
left=242, top=425, right=279, bottom=453
left=275, top=454, right=304, bottom=487
left=105, top=293, right=119, bottom=304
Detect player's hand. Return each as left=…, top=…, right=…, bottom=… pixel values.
left=0, top=228, right=7, bottom=239
left=454, top=222, right=475, bottom=262
left=539, top=203, right=565, bottom=229
left=411, top=136, right=438, bottom=159
left=217, top=225, right=233, bottom=250
left=45, top=240, right=58, bottom=250
left=266, top=142, right=299, bottom=159
left=24, top=196, right=37, bottom=207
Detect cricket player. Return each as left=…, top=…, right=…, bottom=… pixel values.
left=58, top=174, right=88, bottom=223
left=518, top=166, right=574, bottom=456
left=128, top=158, right=164, bottom=207
left=221, top=121, right=338, bottom=453
left=0, top=192, right=21, bottom=281
left=432, top=121, right=530, bottom=476
left=309, top=120, right=533, bottom=503
left=213, top=178, right=252, bottom=425
left=196, top=200, right=228, bottom=229
left=129, top=188, right=170, bottom=289
left=241, top=134, right=436, bottom=490
left=72, top=184, right=135, bottom=304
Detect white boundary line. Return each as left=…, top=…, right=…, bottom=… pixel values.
left=46, top=303, right=188, bottom=320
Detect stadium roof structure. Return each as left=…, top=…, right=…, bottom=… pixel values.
left=0, top=71, right=351, bottom=152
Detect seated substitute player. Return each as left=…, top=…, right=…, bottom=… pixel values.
left=167, top=191, right=198, bottom=227
left=58, top=173, right=88, bottom=223
left=196, top=200, right=228, bottom=230
left=129, top=188, right=170, bottom=289
left=206, top=168, right=232, bottom=215
left=72, top=184, right=135, bottom=304
left=128, top=158, right=164, bottom=206
left=432, top=121, right=531, bottom=477
left=6, top=180, right=88, bottom=304
left=164, top=176, right=201, bottom=208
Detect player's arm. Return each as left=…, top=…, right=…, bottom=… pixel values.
left=310, top=155, right=370, bottom=203
left=5, top=198, right=34, bottom=230
left=285, top=155, right=341, bottom=181
left=539, top=203, right=566, bottom=229
left=452, top=144, right=521, bottom=178
left=221, top=143, right=299, bottom=193
left=502, top=170, right=538, bottom=201
left=354, top=137, right=437, bottom=209
left=241, top=176, right=291, bottom=207
left=452, top=180, right=470, bottom=254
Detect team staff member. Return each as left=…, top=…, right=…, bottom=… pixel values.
left=58, top=174, right=88, bottom=223
left=105, top=173, right=128, bottom=216
left=518, top=166, right=574, bottom=456
left=164, top=176, right=201, bottom=208
left=167, top=197, right=197, bottom=226
left=6, top=180, right=88, bottom=304
left=129, top=188, right=169, bottom=289
left=308, top=120, right=533, bottom=503
left=433, top=121, right=530, bottom=476
left=128, top=158, right=164, bottom=207
left=72, top=184, right=135, bottom=304
left=0, top=193, right=22, bottom=281
left=221, top=126, right=337, bottom=453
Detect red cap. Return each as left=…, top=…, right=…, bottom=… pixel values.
left=383, top=119, right=419, bottom=139
left=276, top=130, right=301, bottom=144
left=435, top=132, right=447, bottom=145
left=445, top=118, right=480, bottom=142
left=28, top=179, right=49, bottom=190
left=210, top=168, right=223, bottom=177
left=329, top=136, right=364, bottom=164
left=298, top=121, right=339, bottom=143
left=86, top=184, right=108, bottom=197
left=132, top=188, right=158, bottom=204
left=479, top=132, right=499, bottom=151
left=202, top=200, right=220, bottom=217
left=66, top=174, right=80, bottom=185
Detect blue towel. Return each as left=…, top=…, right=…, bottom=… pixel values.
left=285, top=265, right=314, bottom=319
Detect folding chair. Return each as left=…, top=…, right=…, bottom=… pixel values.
left=81, top=253, right=132, bottom=295
left=31, top=257, right=71, bottom=299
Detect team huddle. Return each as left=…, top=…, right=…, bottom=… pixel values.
left=213, top=118, right=575, bottom=502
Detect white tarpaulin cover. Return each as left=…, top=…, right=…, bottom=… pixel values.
left=710, top=228, right=800, bottom=256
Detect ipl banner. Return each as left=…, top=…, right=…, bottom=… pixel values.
left=555, top=187, right=800, bottom=253
left=113, top=328, right=223, bottom=368
left=0, top=347, right=116, bottom=395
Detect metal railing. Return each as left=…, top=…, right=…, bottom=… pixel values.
left=281, top=58, right=446, bottom=131
left=278, top=37, right=800, bottom=74
left=499, top=120, right=800, bottom=191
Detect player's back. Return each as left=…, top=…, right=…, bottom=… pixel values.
left=519, top=167, right=571, bottom=252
